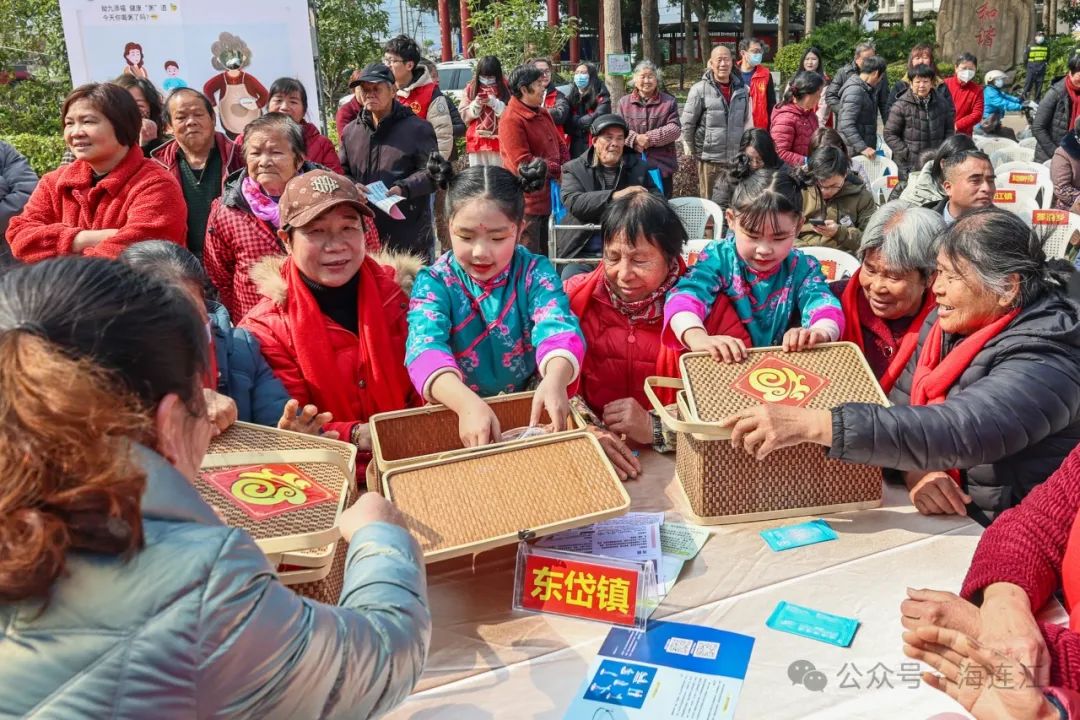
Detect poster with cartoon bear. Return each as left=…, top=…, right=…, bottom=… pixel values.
left=58, top=0, right=321, bottom=136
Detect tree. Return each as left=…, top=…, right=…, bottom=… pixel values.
left=742, top=0, right=754, bottom=42
left=314, top=0, right=389, bottom=119
left=641, top=0, right=661, bottom=65
left=603, top=0, right=625, bottom=101
left=903, top=0, right=913, bottom=27
left=0, top=0, right=71, bottom=136
left=467, top=0, right=578, bottom=69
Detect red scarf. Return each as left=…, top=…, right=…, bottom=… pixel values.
left=569, top=260, right=726, bottom=405
left=909, top=308, right=1021, bottom=484
left=840, top=269, right=935, bottom=394
left=1068, top=75, right=1080, bottom=130
left=285, top=257, right=412, bottom=422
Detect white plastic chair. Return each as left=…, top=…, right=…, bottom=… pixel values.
left=868, top=175, right=900, bottom=205
left=978, top=137, right=1020, bottom=157
left=993, top=192, right=1040, bottom=224
left=990, top=145, right=1037, bottom=167
left=798, top=246, right=861, bottom=282
left=996, top=160, right=1052, bottom=184
left=851, top=154, right=900, bottom=182
left=682, top=238, right=713, bottom=266
left=1030, top=209, right=1080, bottom=260
left=669, top=196, right=725, bottom=240
left=996, top=171, right=1056, bottom=209
left=1020, top=137, right=1038, bottom=150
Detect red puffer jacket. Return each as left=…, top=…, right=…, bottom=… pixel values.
left=770, top=102, right=819, bottom=167
left=566, top=268, right=749, bottom=412
left=240, top=253, right=422, bottom=473
left=499, top=96, right=569, bottom=216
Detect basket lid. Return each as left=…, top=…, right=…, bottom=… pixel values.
left=679, top=342, right=889, bottom=423
left=382, top=432, right=630, bottom=563
left=195, top=422, right=356, bottom=555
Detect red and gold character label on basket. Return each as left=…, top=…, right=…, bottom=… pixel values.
left=1034, top=209, right=1069, bottom=225
left=817, top=259, right=838, bottom=281
left=993, top=189, right=1016, bottom=203
left=887, top=176, right=899, bottom=189
left=1008, top=172, right=1037, bottom=185
left=203, top=464, right=333, bottom=520
left=732, top=355, right=830, bottom=407
left=520, top=554, right=639, bottom=626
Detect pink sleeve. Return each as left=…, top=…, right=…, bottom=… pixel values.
left=661, top=293, right=707, bottom=349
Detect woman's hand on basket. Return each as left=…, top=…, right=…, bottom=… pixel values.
left=530, top=357, right=575, bottom=432
left=782, top=327, right=830, bottom=352
left=683, top=328, right=747, bottom=363
left=720, top=405, right=833, bottom=460
left=277, top=399, right=338, bottom=439
left=460, top=393, right=502, bottom=447
left=339, top=491, right=407, bottom=542
left=203, top=389, right=238, bottom=437
left=587, top=426, right=641, bottom=481
left=602, top=398, right=653, bottom=445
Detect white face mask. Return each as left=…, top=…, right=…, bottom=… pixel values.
left=993, top=78, right=1006, bottom=88
left=479, top=76, right=496, bottom=86
left=958, top=69, right=976, bottom=83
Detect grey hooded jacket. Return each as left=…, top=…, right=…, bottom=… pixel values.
left=680, top=70, right=751, bottom=164
left=0, top=446, right=431, bottom=718
left=828, top=292, right=1080, bottom=519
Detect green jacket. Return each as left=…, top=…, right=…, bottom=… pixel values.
left=796, top=174, right=876, bottom=253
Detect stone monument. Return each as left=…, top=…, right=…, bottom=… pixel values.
left=937, top=0, right=1032, bottom=71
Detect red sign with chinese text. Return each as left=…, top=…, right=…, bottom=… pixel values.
left=1034, top=209, right=1069, bottom=225
left=1008, top=172, right=1037, bottom=185
left=993, top=190, right=1016, bottom=203
left=203, top=463, right=333, bottom=520
left=520, top=553, right=640, bottom=626
left=731, top=355, right=830, bottom=408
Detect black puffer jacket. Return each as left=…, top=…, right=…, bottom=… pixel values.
left=883, top=90, right=955, bottom=172
left=825, top=62, right=888, bottom=123
left=558, top=148, right=663, bottom=258
left=828, top=292, right=1080, bottom=519
left=1034, top=76, right=1073, bottom=163
left=837, top=75, right=881, bottom=155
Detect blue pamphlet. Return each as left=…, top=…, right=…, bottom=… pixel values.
left=564, top=620, right=755, bottom=719
left=759, top=519, right=838, bottom=552
left=766, top=601, right=860, bottom=648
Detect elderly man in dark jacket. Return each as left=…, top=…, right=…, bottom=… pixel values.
left=339, top=62, right=439, bottom=261
left=837, top=55, right=889, bottom=159
left=1034, top=55, right=1080, bottom=163
left=0, top=140, right=37, bottom=266
left=826, top=42, right=889, bottom=123
left=557, top=114, right=663, bottom=278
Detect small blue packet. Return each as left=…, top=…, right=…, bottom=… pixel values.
left=766, top=601, right=860, bottom=647
left=759, top=519, right=838, bottom=552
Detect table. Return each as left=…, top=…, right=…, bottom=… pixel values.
left=384, top=451, right=1043, bottom=719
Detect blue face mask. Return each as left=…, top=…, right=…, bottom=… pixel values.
left=749, top=53, right=763, bottom=66
left=574, top=73, right=589, bottom=88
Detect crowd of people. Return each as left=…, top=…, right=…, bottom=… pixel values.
left=5, top=29, right=1080, bottom=720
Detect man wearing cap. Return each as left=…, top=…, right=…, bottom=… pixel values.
left=339, top=62, right=439, bottom=261
left=243, top=168, right=418, bottom=459
left=556, top=113, right=663, bottom=278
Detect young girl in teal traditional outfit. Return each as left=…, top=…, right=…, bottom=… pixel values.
left=663, top=168, right=844, bottom=362
left=406, top=157, right=585, bottom=446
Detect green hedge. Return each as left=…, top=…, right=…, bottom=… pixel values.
left=2, top=134, right=65, bottom=176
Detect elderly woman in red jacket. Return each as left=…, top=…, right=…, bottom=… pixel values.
left=241, top=169, right=418, bottom=476
left=565, top=192, right=747, bottom=480
left=499, top=63, right=569, bottom=255
left=7, top=82, right=186, bottom=262
left=900, top=444, right=1080, bottom=719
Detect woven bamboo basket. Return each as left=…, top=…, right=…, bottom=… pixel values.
left=366, top=390, right=585, bottom=493
left=381, top=431, right=629, bottom=563
left=196, top=422, right=355, bottom=556
left=645, top=343, right=887, bottom=525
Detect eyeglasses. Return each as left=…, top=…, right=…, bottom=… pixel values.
left=382, top=56, right=403, bottom=66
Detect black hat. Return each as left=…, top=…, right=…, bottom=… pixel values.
left=350, top=62, right=394, bottom=88
left=591, top=113, right=629, bottom=137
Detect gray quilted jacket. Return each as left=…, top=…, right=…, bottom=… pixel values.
left=0, top=445, right=431, bottom=719
left=828, top=292, right=1080, bottom=518
left=680, top=71, right=751, bottom=164
left=837, top=75, right=881, bottom=155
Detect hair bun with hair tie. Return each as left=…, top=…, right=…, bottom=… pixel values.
left=425, top=152, right=456, bottom=190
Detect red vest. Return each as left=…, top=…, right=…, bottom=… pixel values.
left=399, top=82, right=438, bottom=120
left=748, top=64, right=772, bottom=129
left=544, top=89, right=570, bottom=146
